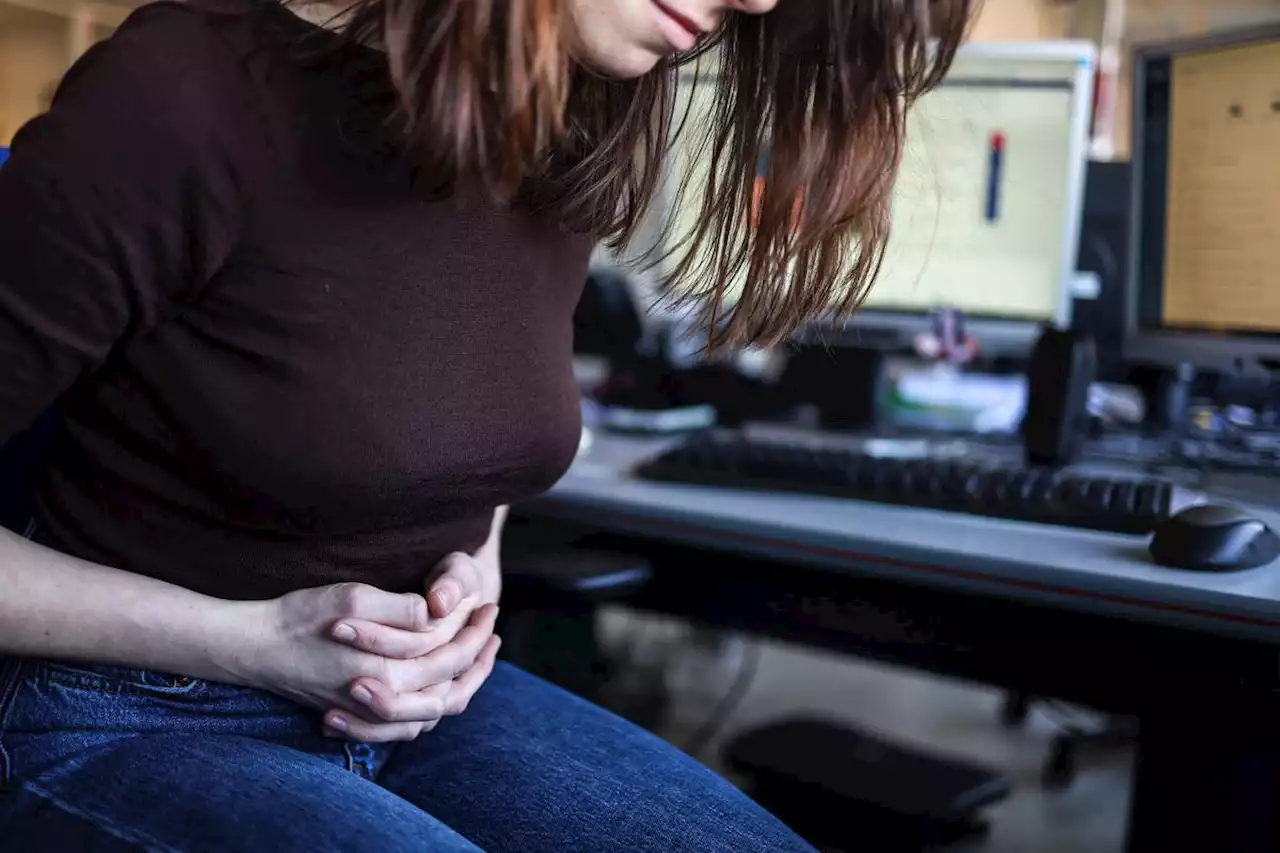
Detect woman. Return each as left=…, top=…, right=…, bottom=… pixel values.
left=0, top=0, right=969, bottom=849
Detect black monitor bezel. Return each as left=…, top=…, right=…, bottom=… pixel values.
left=1125, top=22, right=1280, bottom=374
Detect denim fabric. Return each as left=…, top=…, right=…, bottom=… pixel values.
left=0, top=657, right=817, bottom=852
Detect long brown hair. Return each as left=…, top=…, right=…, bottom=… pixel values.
left=338, top=0, right=974, bottom=350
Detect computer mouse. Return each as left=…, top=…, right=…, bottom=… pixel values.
left=1149, top=504, right=1280, bottom=572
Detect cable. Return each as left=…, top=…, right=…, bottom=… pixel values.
left=681, top=639, right=762, bottom=758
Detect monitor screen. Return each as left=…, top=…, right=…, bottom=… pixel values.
left=1128, top=25, right=1280, bottom=371
left=861, top=54, right=1082, bottom=322
left=659, top=43, right=1095, bottom=352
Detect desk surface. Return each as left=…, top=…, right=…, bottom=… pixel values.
left=520, top=432, right=1280, bottom=644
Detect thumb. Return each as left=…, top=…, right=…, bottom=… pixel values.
left=426, top=553, right=477, bottom=619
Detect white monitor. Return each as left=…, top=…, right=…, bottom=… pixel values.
left=656, top=41, right=1097, bottom=354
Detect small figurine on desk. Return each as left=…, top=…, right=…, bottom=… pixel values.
left=914, top=307, right=980, bottom=366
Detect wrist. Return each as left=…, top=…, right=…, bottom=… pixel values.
left=192, top=598, right=275, bottom=688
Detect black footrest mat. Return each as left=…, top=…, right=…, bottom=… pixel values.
left=725, top=717, right=1011, bottom=852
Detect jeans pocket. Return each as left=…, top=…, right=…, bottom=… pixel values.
left=35, top=661, right=206, bottom=699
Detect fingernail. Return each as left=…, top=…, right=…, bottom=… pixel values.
left=332, top=623, right=356, bottom=642
left=329, top=715, right=348, bottom=731
left=433, top=581, right=460, bottom=611
left=351, top=685, right=373, bottom=704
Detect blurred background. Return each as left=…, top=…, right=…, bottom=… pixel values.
left=6, top=2, right=1280, bottom=852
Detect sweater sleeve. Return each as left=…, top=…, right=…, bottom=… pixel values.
left=0, top=3, right=261, bottom=444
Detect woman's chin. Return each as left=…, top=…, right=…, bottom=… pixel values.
left=574, top=44, right=666, bottom=80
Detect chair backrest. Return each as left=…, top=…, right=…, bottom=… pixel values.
left=573, top=269, right=644, bottom=366
left=0, top=409, right=60, bottom=533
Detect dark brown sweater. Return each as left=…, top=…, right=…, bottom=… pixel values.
left=0, top=0, right=592, bottom=600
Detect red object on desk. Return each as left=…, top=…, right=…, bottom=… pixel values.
left=985, top=131, right=1005, bottom=223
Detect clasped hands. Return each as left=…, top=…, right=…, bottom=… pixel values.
left=314, top=551, right=501, bottom=743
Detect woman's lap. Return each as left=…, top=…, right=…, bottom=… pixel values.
left=0, top=657, right=814, bottom=852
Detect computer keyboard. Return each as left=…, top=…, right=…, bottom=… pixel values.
left=636, top=432, right=1174, bottom=535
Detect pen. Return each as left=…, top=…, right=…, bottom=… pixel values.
left=985, top=131, right=1004, bottom=223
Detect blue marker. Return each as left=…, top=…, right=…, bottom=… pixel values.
left=985, top=131, right=1004, bottom=223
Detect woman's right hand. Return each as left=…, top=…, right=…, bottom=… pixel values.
left=227, top=582, right=492, bottom=737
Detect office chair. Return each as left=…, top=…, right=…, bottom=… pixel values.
left=1001, top=692, right=1138, bottom=790
left=574, top=268, right=783, bottom=425
left=573, top=267, right=646, bottom=369
left=499, top=540, right=653, bottom=707
left=574, top=267, right=683, bottom=413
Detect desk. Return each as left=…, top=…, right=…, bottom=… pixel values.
left=513, top=432, right=1280, bottom=852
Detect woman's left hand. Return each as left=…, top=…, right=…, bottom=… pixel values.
left=326, top=549, right=503, bottom=741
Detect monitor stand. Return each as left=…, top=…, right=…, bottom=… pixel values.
left=1156, top=363, right=1196, bottom=431
left=779, top=344, right=887, bottom=432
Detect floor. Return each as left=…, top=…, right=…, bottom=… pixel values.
left=603, top=611, right=1132, bottom=853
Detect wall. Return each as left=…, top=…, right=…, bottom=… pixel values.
left=961, top=0, right=1280, bottom=157
left=967, top=0, right=1074, bottom=42
left=0, top=4, right=69, bottom=144
left=0, top=0, right=134, bottom=145
left=1114, top=0, right=1280, bottom=157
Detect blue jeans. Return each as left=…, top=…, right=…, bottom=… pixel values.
left=0, top=655, right=817, bottom=852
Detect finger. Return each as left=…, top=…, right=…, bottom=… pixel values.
left=444, top=635, right=501, bottom=717
left=331, top=583, right=430, bottom=632
left=325, top=710, right=427, bottom=744
left=426, top=553, right=481, bottom=619
left=404, top=592, right=480, bottom=660
left=432, top=604, right=498, bottom=679
left=387, top=604, right=499, bottom=692
left=330, top=617, right=459, bottom=660
left=348, top=678, right=449, bottom=724
left=332, top=588, right=479, bottom=661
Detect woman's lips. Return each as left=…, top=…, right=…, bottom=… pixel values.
left=652, top=0, right=702, bottom=52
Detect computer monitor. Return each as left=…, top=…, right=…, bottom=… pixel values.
left=658, top=41, right=1097, bottom=355
left=1126, top=24, right=1280, bottom=375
